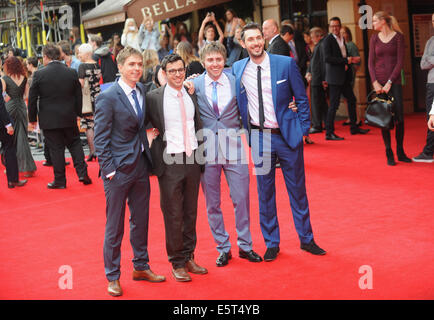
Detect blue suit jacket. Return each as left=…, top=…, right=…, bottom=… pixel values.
left=232, top=53, right=310, bottom=149
left=94, top=80, right=152, bottom=178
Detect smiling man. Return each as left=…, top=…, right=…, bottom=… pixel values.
left=232, top=23, right=326, bottom=261
left=193, top=42, right=262, bottom=267
left=145, top=54, right=208, bottom=282
left=94, top=46, right=166, bottom=297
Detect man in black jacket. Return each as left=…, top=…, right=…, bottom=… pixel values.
left=28, top=43, right=91, bottom=189
left=322, top=17, right=369, bottom=140
left=89, top=34, right=118, bottom=84
left=306, top=27, right=328, bottom=133
left=280, top=24, right=309, bottom=83
left=263, top=19, right=290, bottom=56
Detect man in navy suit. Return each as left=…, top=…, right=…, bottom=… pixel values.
left=232, top=23, right=326, bottom=261
left=94, top=47, right=165, bottom=297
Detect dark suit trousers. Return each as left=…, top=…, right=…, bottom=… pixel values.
left=103, top=153, right=150, bottom=281
left=423, top=83, right=434, bottom=156
left=43, top=126, right=87, bottom=185
left=310, top=85, right=328, bottom=130
left=0, top=128, right=19, bottom=183
left=326, top=82, right=357, bottom=135
left=158, top=152, right=201, bottom=269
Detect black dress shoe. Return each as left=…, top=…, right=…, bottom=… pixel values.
left=216, top=251, right=232, bottom=267
left=351, top=128, right=370, bottom=135
left=397, top=150, right=412, bottom=163
left=8, top=180, right=27, bottom=188
left=263, top=247, right=280, bottom=262
left=300, top=240, right=326, bottom=255
left=309, top=127, right=322, bottom=134
left=79, top=175, right=92, bottom=185
left=42, top=161, right=52, bottom=167
left=325, top=133, right=344, bottom=141
left=47, top=181, right=66, bottom=189
left=239, top=249, right=263, bottom=262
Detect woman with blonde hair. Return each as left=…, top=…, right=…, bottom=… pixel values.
left=121, top=18, right=141, bottom=51
left=368, top=11, right=410, bottom=165
left=176, top=41, right=204, bottom=77
left=141, top=49, right=159, bottom=84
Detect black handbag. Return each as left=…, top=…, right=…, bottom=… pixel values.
left=365, top=91, right=395, bottom=129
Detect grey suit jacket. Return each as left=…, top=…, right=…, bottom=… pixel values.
left=94, top=80, right=152, bottom=178
left=193, top=72, right=244, bottom=161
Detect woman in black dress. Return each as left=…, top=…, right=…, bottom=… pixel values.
left=77, top=43, right=101, bottom=162
left=1, top=57, right=36, bottom=177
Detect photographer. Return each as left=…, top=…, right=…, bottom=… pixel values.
left=198, top=12, right=224, bottom=51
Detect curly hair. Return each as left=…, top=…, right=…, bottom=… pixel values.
left=3, top=56, right=26, bottom=78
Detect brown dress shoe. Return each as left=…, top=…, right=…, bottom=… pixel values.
left=172, top=268, right=192, bottom=282
left=107, top=280, right=122, bottom=297
left=186, top=259, right=208, bottom=275
left=132, top=269, right=166, bottom=282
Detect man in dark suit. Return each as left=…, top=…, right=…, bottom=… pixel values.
left=94, top=47, right=165, bottom=297
left=263, top=19, right=290, bottom=57
left=0, top=94, right=26, bottom=188
left=232, top=23, right=326, bottom=262
left=280, top=24, right=309, bottom=84
left=145, top=54, right=207, bottom=282
left=28, top=43, right=91, bottom=188
left=322, top=17, right=369, bottom=140
left=306, top=27, right=328, bottom=133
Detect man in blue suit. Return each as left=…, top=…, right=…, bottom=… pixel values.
left=193, top=42, right=262, bottom=267
left=232, top=23, right=326, bottom=261
left=94, top=47, right=165, bottom=297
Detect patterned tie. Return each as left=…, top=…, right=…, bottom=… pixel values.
left=211, top=81, right=220, bottom=116
left=131, top=89, right=143, bottom=124
left=177, top=91, right=192, bottom=157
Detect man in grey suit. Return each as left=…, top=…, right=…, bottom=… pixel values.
left=193, top=42, right=262, bottom=267
left=94, top=47, right=165, bottom=297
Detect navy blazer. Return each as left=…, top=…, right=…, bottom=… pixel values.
left=94, top=80, right=152, bottom=178
left=232, top=53, right=310, bottom=149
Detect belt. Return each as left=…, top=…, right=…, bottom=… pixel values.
left=250, top=124, right=281, bottom=135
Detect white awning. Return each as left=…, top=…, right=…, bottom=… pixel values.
left=82, top=0, right=131, bottom=23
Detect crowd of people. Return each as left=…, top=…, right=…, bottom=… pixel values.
left=1, top=8, right=434, bottom=296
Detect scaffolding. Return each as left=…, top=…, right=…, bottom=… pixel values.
left=1, top=0, right=93, bottom=58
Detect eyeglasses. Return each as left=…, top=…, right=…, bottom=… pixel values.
left=166, top=68, right=186, bottom=75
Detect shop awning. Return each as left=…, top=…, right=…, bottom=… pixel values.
left=126, top=0, right=231, bottom=25
left=82, top=0, right=131, bottom=29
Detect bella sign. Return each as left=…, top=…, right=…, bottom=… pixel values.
left=126, top=0, right=230, bottom=23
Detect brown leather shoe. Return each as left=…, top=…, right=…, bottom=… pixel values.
left=186, top=259, right=208, bottom=275
left=172, top=268, right=192, bottom=282
left=107, top=280, right=122, bottom=297
left=132, top=269, right=166, bottom=282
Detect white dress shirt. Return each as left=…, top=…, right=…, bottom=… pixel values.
left=204, top=72, right=232, bottom=114
left=118, top=77, right=143, bottom=117
left=333, top=33, right=347, bottom=58
left=241, top=52, right=279, bottom=128
left=163, top=84, right=198, bottom=154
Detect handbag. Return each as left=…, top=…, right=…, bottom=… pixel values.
left=365, top=90, right=395, bottom=130
left=82, top=78, right=93, bottom=114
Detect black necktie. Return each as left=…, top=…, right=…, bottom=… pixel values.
left=257, top=65, right=265, bottom=130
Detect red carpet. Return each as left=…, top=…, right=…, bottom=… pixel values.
left=1, top=114, right=433, bottom=300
